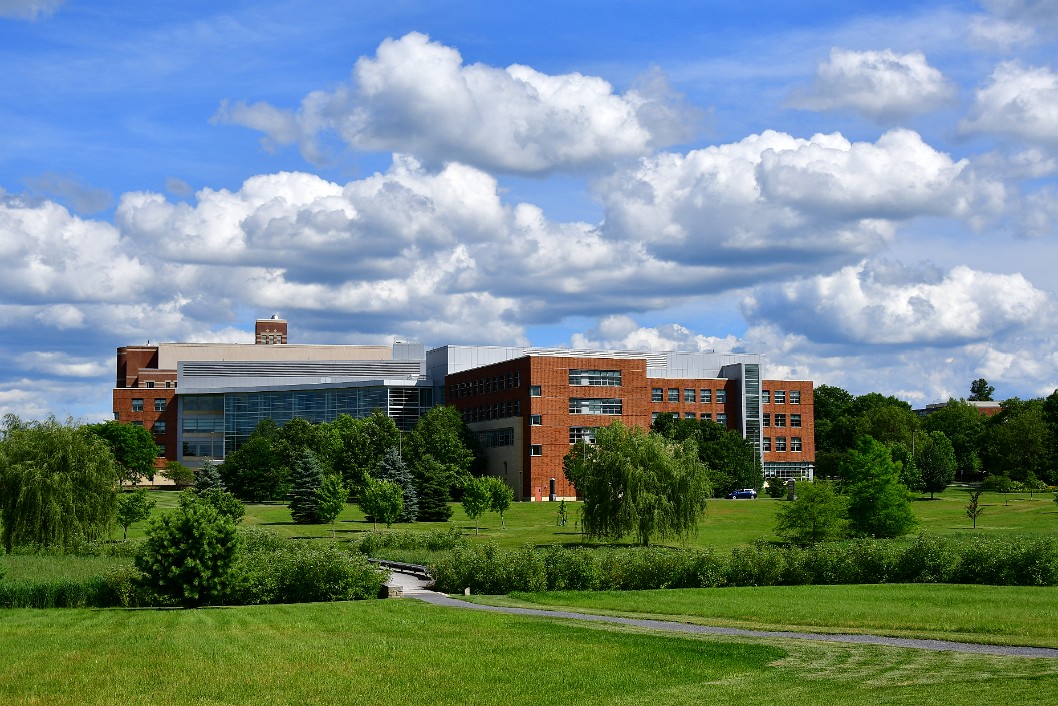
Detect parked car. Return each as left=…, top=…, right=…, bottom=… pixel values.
left=725, top=488, right=758, bottom=499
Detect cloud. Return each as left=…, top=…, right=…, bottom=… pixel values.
left=14, top=351, right=109, bottom=378
left=0, top=0, right=63, bottom=21
left=961, top=62, right=1058, bottom=147
left=570, top=315, right=743, bottom=353
left=742, top=259, right=1054, bottom=347
left=791, top=48, right=955, bottom=121
left=1018, top=187, right=1058, bottom=238
left=214, top=32, right=697, bottom=174
left=23, top=173, right=112, bottom=214
left=598, top=129, right=1001, bottom=267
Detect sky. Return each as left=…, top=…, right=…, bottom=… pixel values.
left=2, top=0, right=1058, bottom=422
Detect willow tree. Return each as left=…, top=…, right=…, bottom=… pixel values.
left=0, top=416, right=119, bottom=553
left=564, top=422, right=710, bottom=546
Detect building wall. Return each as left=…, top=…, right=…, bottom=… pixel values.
left=761, top=380, right=815, bottom=479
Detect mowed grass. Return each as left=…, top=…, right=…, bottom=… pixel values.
left=3, top=599, right=1058, bottom=706
left=116, top=486, right=1058, bottom=553
left=488, top=583, right=1058, bottom=648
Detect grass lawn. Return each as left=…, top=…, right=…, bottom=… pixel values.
left=3, top=600, right=1058, bottom=705
left=479, top=583, right=1058, bottom=649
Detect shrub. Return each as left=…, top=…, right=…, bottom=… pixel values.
left=237, top=542, right=387, bottom=604
left=352, top=527, right=467, bottom=556
left=135, top=494, right=243, bottom=607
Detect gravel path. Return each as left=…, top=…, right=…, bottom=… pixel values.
left=388, top=571, right=1058, bottom=659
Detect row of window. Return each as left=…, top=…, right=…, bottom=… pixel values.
left=134, top=380, right=176, bottom=389
left=569, top=398, right=623, bottom=415
left=763, top=413, right=802, bottom=428
left=460, top=400, right=522, bottom=424
left=651, top=388, right=728, bottom=404
left=450, top=372, right=522, bottom=399
left=129, top=398, right=168, bottom=412
left=762, top=390, right=800, bottom=404
left=762, top=436, right=804, bottom=452
left=568, top=369, right=621, bottom=386
left=476, top=427, right=515, bottom=448
left=652, top=411, right=728, bottom=425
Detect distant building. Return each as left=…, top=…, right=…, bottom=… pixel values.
left=114, top=318, right=814, bottom=498
left=915, top=400, right=1003, bottom=417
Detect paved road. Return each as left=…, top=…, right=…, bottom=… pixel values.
left=385, top=571, right=1058, bottom=659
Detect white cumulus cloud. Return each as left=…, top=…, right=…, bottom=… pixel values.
left=214, top=32, right=696, bottom=174
left=962, top=62, right=1058, bottom=147
left=792, top=48, right=955, bottom=121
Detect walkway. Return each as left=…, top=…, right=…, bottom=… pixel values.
left=387, top=569, right=1058, bottom=659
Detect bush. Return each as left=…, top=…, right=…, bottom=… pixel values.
left=236, top=542, right=387, bottom=604
left=352, top=527, right=467, bottom=556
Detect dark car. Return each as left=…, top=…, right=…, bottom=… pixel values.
left=726, top=488, right=758, bottom=499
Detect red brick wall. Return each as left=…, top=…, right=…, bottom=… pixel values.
left=761, top=380, right=815, bottom=465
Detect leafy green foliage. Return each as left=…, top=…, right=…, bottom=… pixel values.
left=160, top=460, right=194, bottom=488
left=116, top=489, right=156, bottom=541
left=315, top=474, right=348, bottom=538
left=358, top=477, right=403, bottom=529
left=774, top=481, right=847, bottom=545
left=194, top=459, right=225, bottom=493
left=980, top=398, right=1054, bottom=482
left=330, top=410, right=400, bottom=495
left=969, top=378, right=995, bottom=401
left=485, top=476, right=515, bottom=528
left=0, top=417, right=118, bottom=553
left=763, top=476, right=788, bottom=499
left=405, top=405, right=478, bottom=492
left=843, top=436, right=917, bottom=538
left=966, top=490, right=984, bottom=529
left=651, top=415, right=762, bottom=496
left=922, top=400, right=984, bottom=478
left=135, top=493, right=242, bottom=606
left=186, top=487, right=245, bottom=522
left=414, top=455, right=454, bottom=521
left=84, top=421, right=159, bottom=484
left=235, top=538, right=385, bottom=604
left=288, top=448, right=325, bottom=524
left=219, top=420, right=287, bottom=501
left=460, top=476, right=493, bottom=535
left=917, top=431, right=956, bottom=498
left=566, top=422, right=710, bottom=546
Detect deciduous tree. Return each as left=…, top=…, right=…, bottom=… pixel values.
left=358, top=477, right=403, bottom=530
left=316, top=474, right=348, bottom=538
left=843, top=436, right=917, bottom=538
left=116, top=488, right=156, bottom=540
left=485, top=476, right=515, bottom=529
left=84, top=421, right=159, bottom=485
left=774, top=481, right=847, bottom=545
left=460, top=476, right=493, bottom=536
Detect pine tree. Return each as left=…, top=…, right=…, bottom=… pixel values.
left=415, top=455, right=454, bottom=521
left=288, top=448, right=324, bottom=524
left=194, top=459, right=225, bottom=494
left=374, top=447, right=418, bottom=523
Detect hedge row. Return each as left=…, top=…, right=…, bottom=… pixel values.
left=430, top=534, right=1058, bottom=594
left=0, top=529, right=387, bottom=608
left=351, top=527, right=468, bottom=556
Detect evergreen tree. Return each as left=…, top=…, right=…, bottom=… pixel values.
left=194, top=459, right=225, bottom=494
left=843, top=436, right=917, bottom=538
left=374, top=446, right=418, bottom=523
left=415, top=455, right=453, bottom=521
left=287, top=448, right=325, bottom=524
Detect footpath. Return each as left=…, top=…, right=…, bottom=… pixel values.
left=385, top=569, right=1058, bottom=659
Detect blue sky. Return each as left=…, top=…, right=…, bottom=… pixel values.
left=2, top=0, right=1057, bottom=421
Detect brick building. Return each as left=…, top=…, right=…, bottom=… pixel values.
left=114, top=319, right=814, bottom=497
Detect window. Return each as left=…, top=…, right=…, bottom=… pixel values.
left=477, top=428, right=515, bottom=448
left=791, top=414, right=801, bottom=428
left=763, top=413, right=770, bottom=427
left=165, top=381, right=171, bottom=388
left=790, top=390, right=801, bottom=404
left=156, top=444, right=165, bottom=457
left=774, top=414, right=786, bottom=427
left=530, top=444, right=542, bottom=456
left=145, top=381, right=155, bottom=388
left=775, top=436, right=787, bottom=452
left=684, top=388, right=696, bottom=403
left=762, top=437, right=771, bottom=452
left=762, top=390, right=770, bottom=404
left=529, top=414, right=542, bottom=426
left=529, top=385, right=542, bottom=397
left=182, top=416, right=224, bottom=433
left=651, top=387, right=663, bottom=402
left=569, top=427, right=597, bottom=444
left=154, top=420, right=166, bottom=434
left=672, top=412, right=679, bottom=419
left=667, top=388, right=679, bottom=402
left=791, top=437, right=802, bottom=452
left=701, top=413, right=712, bottom=420
left=716, top=389, right=727, bottom=403
left=774, top=390, right=786, bottom=404
left=569, top=398, right=622, bottom=415
left=569, top=369, right=621, bottom=386
left=716, top=413, right=727, bottom=426
left=131, top=398, right=143, bottom=412
left=651, top=412, right=660, bottom=424
left=684, top=412, right=695, bottom=419
left=131, top=421, right=143, bottom=427
left=700, top=389, right=712, bottom=403
left=154, top=398, right=166, bottom=412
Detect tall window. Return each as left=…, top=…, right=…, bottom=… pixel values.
left=774, top=390, right=786, bottom=404
left=763, top=413, right=770, bottom=427
left=762, top=437, right=771, bottom=452
left=791, top=414, right=801, bottom=428
left=529, top=414, right=542, bottom=426
left=790, top=390, right=801, bottom=404
left=569, top=427, right=598, bottom=444
left=774, top=414, right=786, bottom=427
left=762, top=390, right=770, bottom=404
left=684, top=388, right=696, bottom=403
left=775, top=436, right=787, bottom=452
left=530, top=444, right=542, bottom=456
left=716, top=413, right=727, bottom=425
left=569, top=398, right=622, bottom=415
left=700, top=389, right=712, bottom=403
left=154, top=420, right=166, bottom=434
left=569, top=369, right=621, bottom=386
left=154, top=398, right=166, bottom=412
left=651, top=388, right=663, bottom=402
left=716, top=389, right=727, bottom=403
left=667, top=388, right=679, bottom=402
left=791, top=437, right=802, bottom=452
left=131, top=398, right=143, bottom=412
